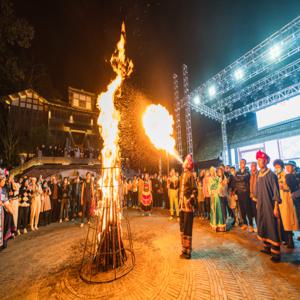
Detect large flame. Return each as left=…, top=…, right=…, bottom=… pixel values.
left=142, top=104, right=182, bottom=162
left=97, top=22, right=133, bottom=231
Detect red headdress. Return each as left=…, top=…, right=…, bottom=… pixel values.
left=183, top=154, right=194, bottom=171
left=256, top=150, right=270, bottom=164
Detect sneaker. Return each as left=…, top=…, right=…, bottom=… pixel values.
left=248, top=226, right=254, bottom=233
left=23, top=228, right=27, bottom=234
left=169, top=216, right=174, bottom=220
left=59, top=219, right=62, bottom=224
left=80, top=223, right=84, bottom=228
left=17, top=229, right=21, bottom=236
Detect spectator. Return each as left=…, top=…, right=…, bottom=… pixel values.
left=59, top=177, right=70, bottom=223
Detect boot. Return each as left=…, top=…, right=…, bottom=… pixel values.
left=287, top=232, right=295, bottom=249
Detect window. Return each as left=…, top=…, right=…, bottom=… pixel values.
left=238, top=143, right=265, bottom=164
left=279, top=135, right=300, bottom=161
left=79, top=100, right=86, bottom=108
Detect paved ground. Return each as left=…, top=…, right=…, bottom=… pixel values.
left=1, top=209, right=300, bottom=300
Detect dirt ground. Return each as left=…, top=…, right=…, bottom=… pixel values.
left=1, top=209, right=300, bottom=300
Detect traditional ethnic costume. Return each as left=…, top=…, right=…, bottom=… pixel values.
left=140, top=178, right=152, bottom=215
left=179, top=154, right=197, bottom=259
left=18, top=181, right=32, bottom=234
left=254, top=151, right=282, bottom=262
left=274, top=159, right=298, bottom=248
left=209, top=175, right=226, bottom=232
left=1, top=179, right=16, bottom=250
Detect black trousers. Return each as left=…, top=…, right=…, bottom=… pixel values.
left=132, top=191, right=138, bottom=207
left=81, top=200, right=91, bottom=223
left=153, top=192, right=158, bottom=207
left=220, top=196, right=228, bottom=223
left=179, top=211, right=194, bottom=256
left=51, top=199, right=60, bottom=222
left=237, top=191, right=253, bottom=226
left=40, top=211, right=51, bottom=226
left=251, top=198, right=257, bottom=225
left=70, top=194, right=80, bottom=219
left=204, top=197, right=210, bottom=218
left=18, top=206, right=29, bottom=230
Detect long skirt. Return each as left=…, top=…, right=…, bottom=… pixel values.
left=210, top=193, right=226, bottom=231
left=141, top=192, right=152, bottom=212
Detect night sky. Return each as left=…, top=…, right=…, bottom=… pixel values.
left=14, top=0, right=300, bottom=107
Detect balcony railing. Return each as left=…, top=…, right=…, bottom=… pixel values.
left=11, top=156, right=101, bottom=176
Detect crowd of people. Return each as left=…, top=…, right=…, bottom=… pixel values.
left=35, top=145, right=100, bottom=159
left=1, top=150, right=300, bottom=263
left=0, top=171, right=97, bottom=250
left=124, top=152, right=300, bottom=261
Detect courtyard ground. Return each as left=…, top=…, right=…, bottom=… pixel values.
left=1, top=209, right=300, bottom=300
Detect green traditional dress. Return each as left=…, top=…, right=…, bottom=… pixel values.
left=210, top=177, right=226, bottom=231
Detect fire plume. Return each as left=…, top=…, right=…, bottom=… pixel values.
left=142, top=104, right=182, bottom=163
left=97, top=22, right=133, bottom=230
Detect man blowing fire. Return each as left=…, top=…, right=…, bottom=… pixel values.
left=179, top=154, right=198, bottom=259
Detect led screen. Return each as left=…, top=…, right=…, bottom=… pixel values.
left=256, top=94, right=300, bottom=129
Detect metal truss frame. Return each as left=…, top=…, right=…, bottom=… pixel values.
left=225, top=82, right=300, bottom=121
left=182, top=64, right=194, bottom=156
left=174, top=17, right=300, bottom=165
left=220, top=57, right=300, bottom=110
left=189, top=16, right=300, bottom=105
left=173, top=73, right=183, bottom=159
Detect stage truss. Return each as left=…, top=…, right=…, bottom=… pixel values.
left=174, top=16, right=300, bottom=164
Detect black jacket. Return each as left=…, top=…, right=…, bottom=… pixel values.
left=234, top=169, right=250, bottom=193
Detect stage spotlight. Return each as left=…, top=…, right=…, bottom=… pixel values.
left=269, top=44, right=281, bottom=60
left=193, top=95, right=200, bottom=105
left=234, top=68, right=244, bottom=81
left=208, top=85, right=216, bottom=97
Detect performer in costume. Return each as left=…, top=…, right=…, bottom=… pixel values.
left=209, top=167, right=226, bottom=232
left=273, top=159, right=298, bottom=248
left=18, top=178, right=32, bottom=234
left=179, top=154, right=197, bottom=259
left=254, top=150, right=282, bottom=262
left=140, top=173, right=152, bottom=216
left=0, top=174, right=16, bottom=250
